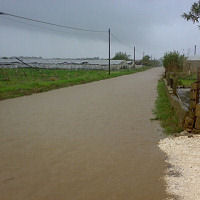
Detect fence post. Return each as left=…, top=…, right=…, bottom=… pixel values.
left=197, top=67, right=200, bottom=104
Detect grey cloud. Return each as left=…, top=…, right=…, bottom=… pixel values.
left=0, top=0, right=200, bottom=58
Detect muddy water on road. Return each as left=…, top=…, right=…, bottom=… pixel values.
left=0, top=68, right=169, bottom=200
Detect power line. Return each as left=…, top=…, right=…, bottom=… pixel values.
left=111, top=33, right=133, bottom=49
left=111, top=33, right=123, bottom=44
left=1, top=16, right=72, bottom=35
left=0, top=11, right=133, bottom=47
left=0, top=11, right=136, bottom=70
left=1, top=16, right=109, bottom=46
left=0, top=11, right=107, bottom=33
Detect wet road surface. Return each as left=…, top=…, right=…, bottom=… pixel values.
left=0, top=68, right=169, bottom=200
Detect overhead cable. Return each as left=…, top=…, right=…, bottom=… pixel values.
left=111, top=33, right=133, bottom=49
left=0, top=11, right=107, bottom=33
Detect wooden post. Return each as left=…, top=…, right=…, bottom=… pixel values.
left=193, top=67, right=200, bottom=133
left=134, top=46, right=136, bottom=68
left=108, top=28, right=111, bottom=75
left=197, top=67, right=200, bottom=104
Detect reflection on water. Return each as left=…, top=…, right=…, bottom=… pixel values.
left=177, top=88, right=191, bottom=108
left=177, top=88, right=200, bottom=108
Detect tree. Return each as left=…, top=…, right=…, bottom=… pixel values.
left=150, top=59, right=161, bottom=67
left=163, top=51, right=185, bottom=73
left=142, top=55, right=151, bottom=66
left=112, top=52, right=130, bottom=61
left=182, top=1, right=200, bottom=26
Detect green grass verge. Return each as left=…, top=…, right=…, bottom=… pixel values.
left=178, top=74, right=196, bottom=87
left=0, top=66, right=151, bottom=100
left=154, top=80, right=182, bottom=134
left=178, top=79, right=196, bottom=87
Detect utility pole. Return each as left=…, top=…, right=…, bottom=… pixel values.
left=108, top=28, right=111, bottom=75
left=182, top=49, right=185, bottom=56
left=194, top=45, right=197, bottom=56
left=134, top=45, right=136, bottom=68
left=142, top=51, right=145, bottom=59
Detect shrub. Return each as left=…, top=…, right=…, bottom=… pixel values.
left=163, top=51, right=185, bottom=72
left=112, top=52, right=130, bottom=61
left=142, top=55, right=151, bottom=66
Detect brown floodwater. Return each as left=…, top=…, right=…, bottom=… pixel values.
left=0, top=68, right=169, bottom=200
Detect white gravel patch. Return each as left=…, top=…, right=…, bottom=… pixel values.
left=159, top=134, right=200, bottom=200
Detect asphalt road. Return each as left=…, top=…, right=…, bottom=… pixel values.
left=0, top=67, right=169, bottom=200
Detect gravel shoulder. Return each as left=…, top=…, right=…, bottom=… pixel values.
left=159, top=134, right=200, bottom=200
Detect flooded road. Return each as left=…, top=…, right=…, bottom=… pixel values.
left=0, top=68, right=169, bottom=200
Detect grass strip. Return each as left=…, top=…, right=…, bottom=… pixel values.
left=0, top=66, right=151, bottom=100
left=178, top=74, right=196, bottom=87
left=154, top=80, right=182, bottom=134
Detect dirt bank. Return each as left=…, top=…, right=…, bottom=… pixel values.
left=159, top=134, right=200, bottom=200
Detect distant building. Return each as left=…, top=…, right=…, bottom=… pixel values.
left=0, top=58, right=135, bottom=70
left=183, top=56, right=200, bottom=74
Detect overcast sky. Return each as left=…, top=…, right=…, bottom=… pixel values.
left=0, top=0, right=199, bottom=59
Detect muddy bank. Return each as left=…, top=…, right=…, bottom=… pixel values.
left=159, top=135, right=200, bottom=200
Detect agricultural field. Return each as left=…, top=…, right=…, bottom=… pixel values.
left=0, top=66, right=151, bottom=100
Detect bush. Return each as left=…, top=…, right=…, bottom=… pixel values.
left=141, top=55, right=161, bottom=67
left=112, top=52, right=130, bottom=61
left=142, top=55, right=151, bottom=66
left=163, top=51, right=185, bottom=72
